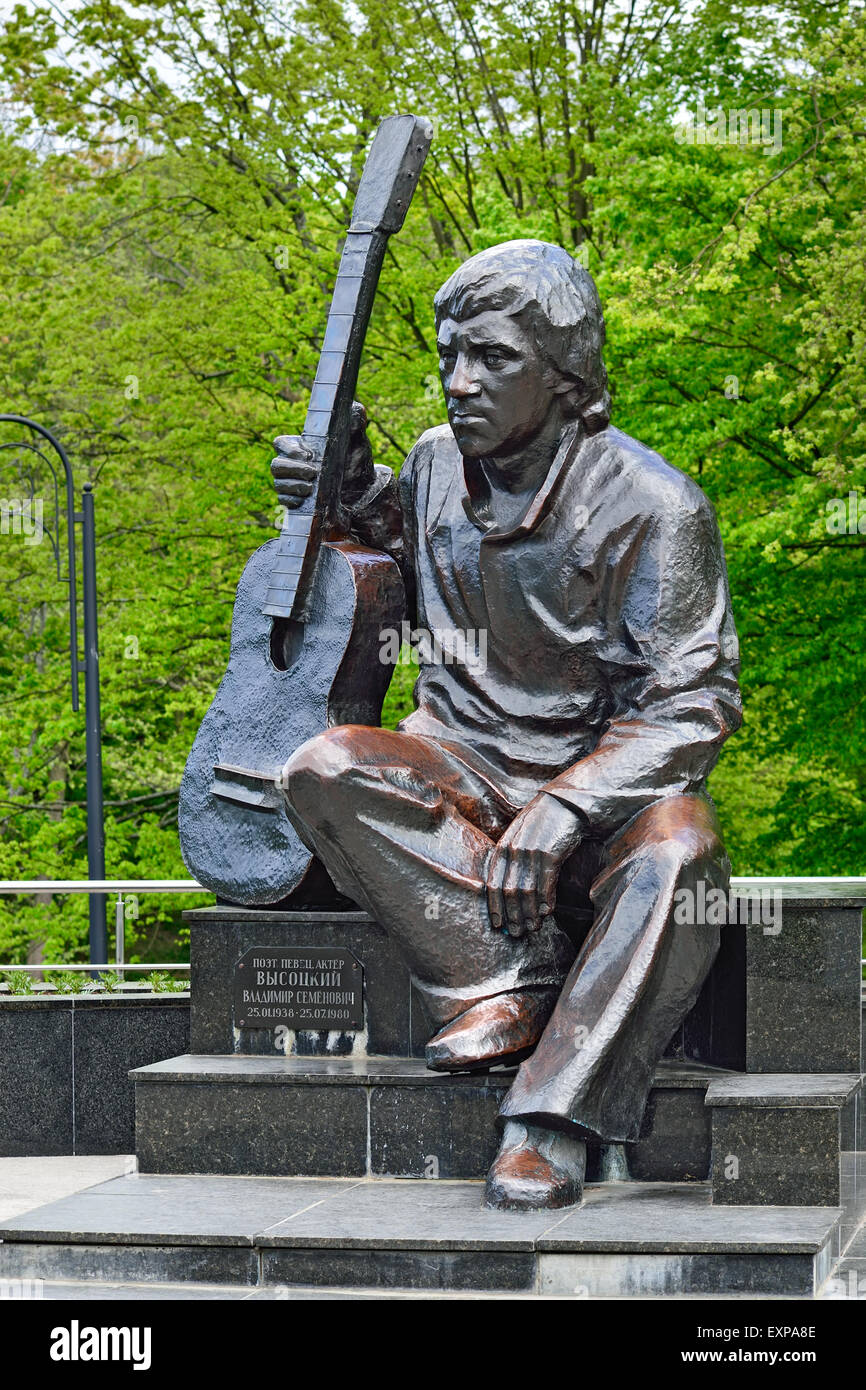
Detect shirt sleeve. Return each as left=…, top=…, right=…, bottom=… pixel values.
left=543, top=492, right=742, bottom=837
left=347, top=463, right=403, bottom=556
left=347, top=454, right=417, bottom=626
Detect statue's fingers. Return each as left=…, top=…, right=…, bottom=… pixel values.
left=502, top=851, right=526, bottom=937
left=276, top=479, right=314, bottom=498
left=271, top=460, right=318, bottom=480
left=536, top=862, right=559, bottom=925
left=518, top=848, right=543, bottom=933
left=486, top=844, right=507, bottom=930
left=273, top=435, right=313, bottom=458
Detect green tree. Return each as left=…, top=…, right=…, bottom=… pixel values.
left=0, top=0, right=863, bottom=965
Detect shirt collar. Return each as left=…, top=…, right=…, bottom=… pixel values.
left=460, top=421, right=584, bottom=541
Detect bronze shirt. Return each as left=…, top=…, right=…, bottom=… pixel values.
left=349, top=420, right=742, bottom=832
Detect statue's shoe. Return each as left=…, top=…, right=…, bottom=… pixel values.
left=484, top=1121, right=586, bottom=1211
left=424, top=987, right=558, bottom=1072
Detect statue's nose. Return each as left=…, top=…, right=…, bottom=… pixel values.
left=448, top=355, right=481, bottom=398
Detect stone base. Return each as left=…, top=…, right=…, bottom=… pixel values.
left=184, top=906, right=749, bottom=1069
left=745, top=889, right=864, bottom=1072
left=132, top=1055, right=727, bottom=1182
left=706, top=1073, right=866, bottom=1253
left=0, top=1172, right=845, bottom=1297
left=186, top=908, right=426, bottom=1059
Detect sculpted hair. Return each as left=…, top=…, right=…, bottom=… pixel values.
left=433, top=239, right=611, bottom=433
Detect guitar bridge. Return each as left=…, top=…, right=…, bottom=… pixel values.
left=213, top=763, right=285, bottom=814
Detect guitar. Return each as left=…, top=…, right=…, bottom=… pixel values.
left=179, top=115, right=432, bottom=906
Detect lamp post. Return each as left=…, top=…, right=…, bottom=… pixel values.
left=0, top=415, right=106, bottom=963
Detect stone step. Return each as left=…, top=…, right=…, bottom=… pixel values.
left=706, top=1073, right=865, bottom=1247
left=0, top=1173, right=844, bottom=1298
left=132, top=1054, right=730, bottom=1183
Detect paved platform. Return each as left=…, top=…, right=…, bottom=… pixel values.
left=0, top=1155, right=135, bottom=1222
left=0, top=1169, right=848, bottom=1298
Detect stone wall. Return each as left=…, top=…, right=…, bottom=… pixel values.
left=0, top=995, right=190, bottom=1156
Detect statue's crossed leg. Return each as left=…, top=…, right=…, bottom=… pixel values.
left=284, top=723, right=727, bottom=1207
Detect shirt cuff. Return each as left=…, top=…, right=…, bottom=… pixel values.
left=347, top=464, right=395, bottom=521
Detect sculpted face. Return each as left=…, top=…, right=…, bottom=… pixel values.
left=437, top=310, right=560, bottom=461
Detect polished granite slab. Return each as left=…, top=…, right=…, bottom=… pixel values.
left=0, top=1173, right=843, bottom=1296
left=706, top=1074, right=862, bottom=1107
left=730, top=879, right=866, bottom=905
left=0, top=1172, right=838, bottom=1253
left=744, top=896, right=863, bottom=1073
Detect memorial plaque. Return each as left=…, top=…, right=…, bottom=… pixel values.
left=233, top=947, right=364, bottom=1031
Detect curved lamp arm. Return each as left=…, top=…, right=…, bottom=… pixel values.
left=0, top=413, right=80, bottom=711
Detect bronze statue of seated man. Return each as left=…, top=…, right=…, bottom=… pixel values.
left=272, top=239, right=742, bottom=1212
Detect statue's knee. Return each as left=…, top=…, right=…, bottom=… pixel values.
left=281, top=726, right=370, bottom=821
left=281, top=729, right=348, bottom=819
left=626, top=796, right=724, bottom=877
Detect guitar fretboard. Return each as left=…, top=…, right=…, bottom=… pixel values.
left=261, top=230, right=384, bottom=619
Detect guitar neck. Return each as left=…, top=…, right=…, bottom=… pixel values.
left=262, top=227, right=387, bottom=620
left=263, top=114, right=432, bottom=622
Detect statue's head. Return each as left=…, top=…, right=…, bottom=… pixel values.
left=433, top=239, right=610, bottom=460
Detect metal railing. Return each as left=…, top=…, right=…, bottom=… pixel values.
left=0, top=879, right=208, bottom=975
left=0, top=875, right=863, bottom=972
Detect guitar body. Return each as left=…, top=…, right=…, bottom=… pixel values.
left=179, top=538, right=405, bottom=905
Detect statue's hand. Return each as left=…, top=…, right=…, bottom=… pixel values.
left=271, top=434, right=317, bottom=509
left=271, top=401, right=373, bottom=511
left=486, top=794, right=583, bottom=938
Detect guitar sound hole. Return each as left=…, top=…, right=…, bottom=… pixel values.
left=269, top=617, right=305, bottom=672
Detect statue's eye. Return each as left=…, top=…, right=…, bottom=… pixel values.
left=483, top=351, right=506, bottom=369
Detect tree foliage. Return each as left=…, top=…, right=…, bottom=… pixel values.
left=0, top=0, right=864, bottom=958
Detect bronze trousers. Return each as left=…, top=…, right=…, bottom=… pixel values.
left=283, top=725, right=728, bottom=1143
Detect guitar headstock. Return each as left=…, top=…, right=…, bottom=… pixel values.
left=349, top=114, right=433, bottom=235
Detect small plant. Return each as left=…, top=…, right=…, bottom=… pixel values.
left=5, top=971, right=35, bottom=995
left=145, top=971, right=172, bottom=993
left=55, top=972, right=82, bottom=994
left=170, top=975, right=190, bottom=993
left=96, top=972, right=121, bottom=993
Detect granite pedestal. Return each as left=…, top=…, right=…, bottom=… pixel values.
left=134, top=888, right=865, bottom=1195
left=0, top=994, right=190, bottom=1156
left=7, top=878, right=851, bottom=1298
left=745, top=883, right=864, bottom=1073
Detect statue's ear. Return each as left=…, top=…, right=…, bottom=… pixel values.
left=542, top=364, right=578, bottom=397
left=548, top=372, right=585, bottom=418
